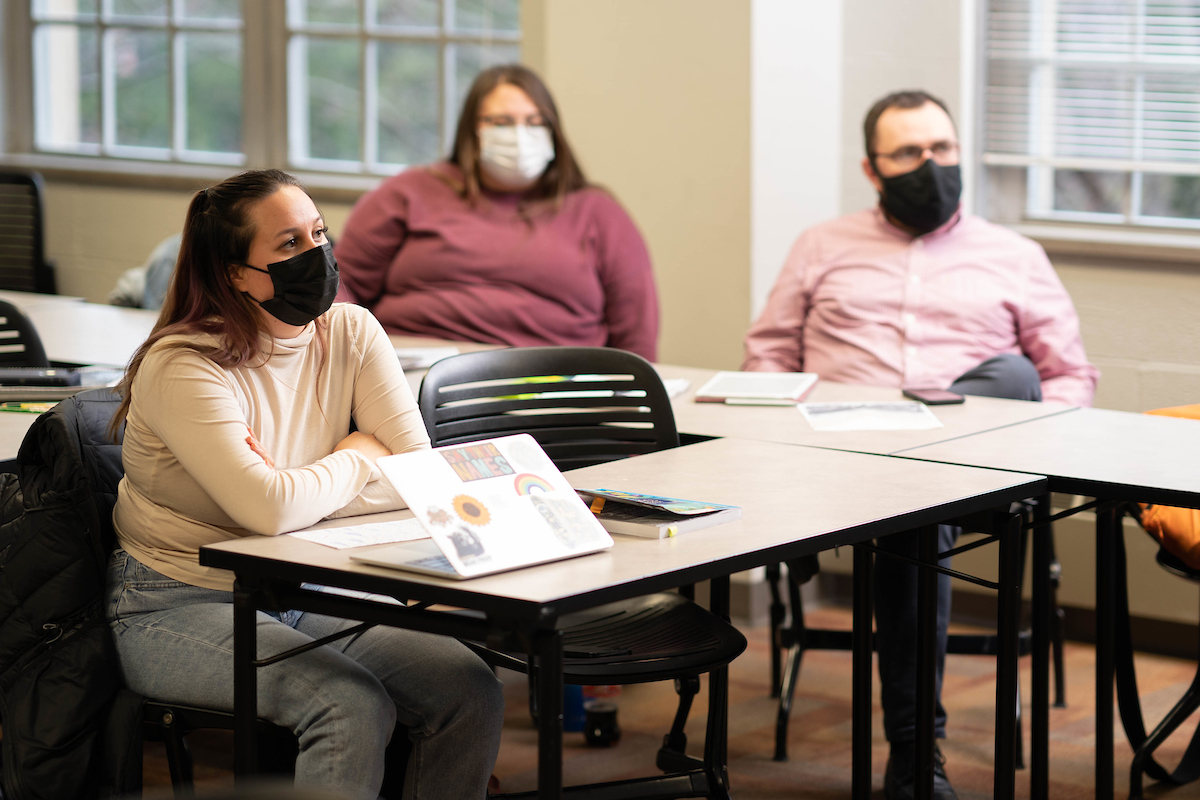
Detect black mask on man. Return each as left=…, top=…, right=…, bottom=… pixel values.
left=243, top=241, right=339, bottom=326
left=878, top=159, right=962, bottom=235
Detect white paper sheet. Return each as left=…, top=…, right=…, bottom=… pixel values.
left=661, top=378, right=690, bottom=398
left=288, top=516, right=430, bottom=549
left=797, top=401, right=944, bottom=432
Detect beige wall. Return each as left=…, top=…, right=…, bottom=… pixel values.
left=526, top=0, right=752, bottom=369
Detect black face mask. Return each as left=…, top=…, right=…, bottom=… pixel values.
left=878, top=159, right=962, bottom=235
left=243, top=241, right=339, bottom=326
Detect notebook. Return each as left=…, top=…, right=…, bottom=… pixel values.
left=353, top=434, right=613, bottom=579
left=694, top=371, right=819, bottom=405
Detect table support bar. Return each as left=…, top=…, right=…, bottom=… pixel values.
left=914, top=525, right=938, bottom=800
left=852, top=545, right=875, bottom=800
left=1096, top=505, right=1119, bottom=800
left=993, top=510, right=1021, bottom=800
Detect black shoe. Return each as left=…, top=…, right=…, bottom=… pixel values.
left=884, top=741, right=959, bottom=800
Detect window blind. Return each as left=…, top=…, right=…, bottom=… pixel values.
left=984, top=0, right=1200, bottom=175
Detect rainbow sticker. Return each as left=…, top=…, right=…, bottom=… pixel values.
left=513, top=473, right=554, bottom=496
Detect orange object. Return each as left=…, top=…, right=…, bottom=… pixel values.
left=1137, top=404, right=1200, bottom=569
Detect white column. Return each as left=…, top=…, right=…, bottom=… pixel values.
left=750, top=0, right=844, bottom=319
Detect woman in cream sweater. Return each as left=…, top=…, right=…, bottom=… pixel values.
left=104, top=169, right=503, bottom=800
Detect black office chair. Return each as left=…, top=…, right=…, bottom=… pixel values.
left=1117, top=507, right=1200, bottom=800
left=766, top=496, right=1068, bottom=764
left=0, top=299, right=49, bottom=367
left=0, top=170, right=57, bottom=294
left=418, top=346, right=748, bottom=799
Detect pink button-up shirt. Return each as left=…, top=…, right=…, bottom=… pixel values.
left=743, top=208, right=1098, bottom=406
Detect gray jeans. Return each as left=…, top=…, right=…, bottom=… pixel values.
left=105, top=549, right=503, bottom=800
left=875, top=353, right=1043, bottom=743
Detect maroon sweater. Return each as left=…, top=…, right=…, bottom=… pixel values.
left=334, top=163, right=659, bottom=361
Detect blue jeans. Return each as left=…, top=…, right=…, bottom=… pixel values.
left=875, top=353, right=1042, bottom=743
left=105, top=549, right=504, bottom=800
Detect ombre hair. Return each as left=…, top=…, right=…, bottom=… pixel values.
left=445, top=64, right=588, bottom=210
left=112, top=169, right=323, bottom=434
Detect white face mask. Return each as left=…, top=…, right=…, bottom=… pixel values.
left=478, top=124, right=555, bottom=190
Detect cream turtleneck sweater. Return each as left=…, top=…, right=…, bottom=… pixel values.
left=114, top=303, right=430, bottom=590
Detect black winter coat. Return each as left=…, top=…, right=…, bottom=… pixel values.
left=0, top=390, right=142, bottom=799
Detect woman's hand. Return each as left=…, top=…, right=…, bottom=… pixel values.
left=245, top=426, right=275, bottom=469
left=334, top=431, right=392, bottom=465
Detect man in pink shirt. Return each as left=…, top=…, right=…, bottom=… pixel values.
left=745, top=90, right=1098, bottom=800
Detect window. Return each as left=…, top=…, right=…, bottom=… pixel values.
left=288, top=0, right=519, bottom=174
left=32, top=0, right=244, bottom=165
left=20, top=0, right=520, bottom=177
left=981, top=1, right=1200, bottom=229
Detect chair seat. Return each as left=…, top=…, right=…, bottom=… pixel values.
left=468, top=593, right=747, bottom=684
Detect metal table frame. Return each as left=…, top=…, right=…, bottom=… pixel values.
left=203, top=474, right=1042, bottom=800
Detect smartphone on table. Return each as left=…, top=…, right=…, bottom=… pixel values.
left=902, top=387, right=965, bottom=405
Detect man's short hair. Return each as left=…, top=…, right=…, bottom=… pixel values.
left=862, top=90, right=954, bottom=157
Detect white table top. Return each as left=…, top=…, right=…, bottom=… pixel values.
left=657, top=364, right=1077, bottom=455
left=0, top=290, right=86, bottom=309
left=389, top=334, right=502, bottom=395
left=202, top=437, right=1044, bottom=613
left=901, top=406, right=1200, bottom=507
left=26, top=302, right=158, bottom=368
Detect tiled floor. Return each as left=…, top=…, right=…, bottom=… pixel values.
left=140, top=606, right=1200, bottom=799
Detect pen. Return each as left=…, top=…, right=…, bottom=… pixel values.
left=0, top=402, right=55, bottom=414
left=723, top=398, right=798, bottom=406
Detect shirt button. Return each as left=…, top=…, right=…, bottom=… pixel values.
left=904, top=313, right=916, bottom=325
left=912, top=239, right=924, bottom=250
left=910, top=274, right=921, bottom=286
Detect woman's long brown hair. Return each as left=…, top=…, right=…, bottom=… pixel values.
left=110, top=169, right=325, bottom=437
left=446, top=63, right=589, bottom=210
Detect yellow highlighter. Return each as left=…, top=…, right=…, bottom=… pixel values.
left=0, top=402, right=55, bottom=414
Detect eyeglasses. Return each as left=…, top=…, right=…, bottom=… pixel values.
left=872, top=141, right=959, bottom=169
left=478, top=114, right=548, bottom=128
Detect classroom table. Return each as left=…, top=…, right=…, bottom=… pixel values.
left=25, top=301, right=157, bottom=367
left=0, top=289, right=86, bottom=309
left=201, top=436, right=1045, bottom=800
left=900, top=408, right=1200, bottom=800
left=656, top=363, right=1079, bottom=454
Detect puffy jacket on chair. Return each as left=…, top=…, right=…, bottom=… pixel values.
left=0, top=389, right=139, bottom=799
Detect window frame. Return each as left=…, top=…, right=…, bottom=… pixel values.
left=286, top=5, right=520, bottom=175
left=0, top=1, right=520, bottom=196
left=976, top=0, right=1200, bottom=249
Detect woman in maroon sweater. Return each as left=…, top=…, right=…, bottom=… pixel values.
left=334, top=64, right=659, bottom=361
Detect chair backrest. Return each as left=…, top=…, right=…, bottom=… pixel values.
left=418, top=347, right=679, bottom=470
left=0, top=171, right=56, bottom=294
left=0, top=299, right=49, bottom=367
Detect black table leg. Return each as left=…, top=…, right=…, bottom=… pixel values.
left=1031, top=499, right=1052, bottom=800
left=707, top=575, right=734, bottom=799
left=915, top=524, right=938, bottom=800
left=232, top=581, right=258, bottom=779
left=994, top=511, right=1021, bottom=800
left=1096, top=505, right=1118, bottom=800
left=852, top=544, right=875, bottom=800
left=534, top=627, right=564, bottom=800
